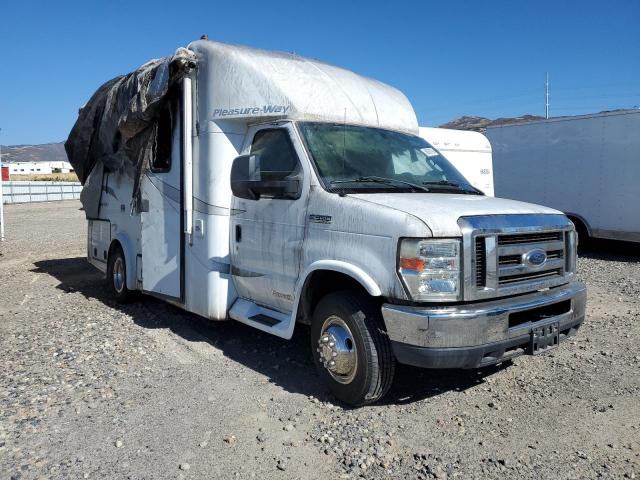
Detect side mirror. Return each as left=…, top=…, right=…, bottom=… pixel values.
left=230, top=154, right=261, bottom=200
left=230, top=154, right=301, bottom=200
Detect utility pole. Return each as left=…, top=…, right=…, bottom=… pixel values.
left=0, top=127, right=5, bottom=241
left=545, top=72, right=550, bottom=120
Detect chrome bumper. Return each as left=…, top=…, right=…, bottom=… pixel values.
left=382, top=281, right=586, bottom=368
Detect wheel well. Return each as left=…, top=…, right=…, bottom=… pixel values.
left=107, top=240, right=123, bottom=265
left=566, top=214, right=590, bottom=238
left=296, top=270, right=378, bottom=325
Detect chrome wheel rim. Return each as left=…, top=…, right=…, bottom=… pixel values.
left=113, top=257, right=125, bottom=293
left=317, top=316, right=357, bottom=384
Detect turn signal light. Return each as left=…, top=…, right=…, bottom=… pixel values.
left=399, top=258, right=425, bottom=271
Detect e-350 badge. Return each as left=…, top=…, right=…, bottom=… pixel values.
left=309, top=214, right=332, bottom=224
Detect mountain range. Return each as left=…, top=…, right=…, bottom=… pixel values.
left=439, top=114, right=545, bottom=132
left=0, top=142, right=67, bottom=163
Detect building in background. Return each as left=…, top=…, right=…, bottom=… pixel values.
left=7, top=161, right=74, bottom=175
left=47, top=161, right=75, bottom=173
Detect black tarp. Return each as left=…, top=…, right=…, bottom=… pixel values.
left=65, top=48, right=197, bottom=218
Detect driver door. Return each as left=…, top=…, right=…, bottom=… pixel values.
left=230, top=123, right=309, bottom=313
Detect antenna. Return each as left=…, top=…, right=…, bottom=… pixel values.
left=342, top=108, right=347, bottom=175
left=545, top=72, right=550, bottom=119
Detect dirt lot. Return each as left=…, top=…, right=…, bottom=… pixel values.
left=1, top=201, right=638, bottom=480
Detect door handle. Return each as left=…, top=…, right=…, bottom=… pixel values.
left=235, top=225, right=242, bottom=242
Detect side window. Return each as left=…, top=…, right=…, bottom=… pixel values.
left=151, top=99, right=175, bottom=172
left=250, top=129, right=300, bottom=181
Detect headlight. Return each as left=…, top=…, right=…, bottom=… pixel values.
left=398, top=239, right=462, bottom=301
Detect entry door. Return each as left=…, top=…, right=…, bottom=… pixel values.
left=140, top=96, right=182, bottom=300
left=230, top=123, right=309, bottom=313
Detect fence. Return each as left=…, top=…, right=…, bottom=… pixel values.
left=1, top=181, right=82, bottom=204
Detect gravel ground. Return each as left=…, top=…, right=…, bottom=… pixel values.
left=1, top=200, right=638, bottom=480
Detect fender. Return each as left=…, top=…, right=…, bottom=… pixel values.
left=110, top=232, right=138, bottom=290
left=280, top=260, right=383, bottom=339
left=296, top=260, right=383, bottom=298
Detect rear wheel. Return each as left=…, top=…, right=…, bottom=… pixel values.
left=311, top=291, right=395, bottom=406
left=107, top=246, right=136, bottom=303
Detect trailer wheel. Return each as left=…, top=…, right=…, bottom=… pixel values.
left=311, top=291, right=395, bottom=406
left=107, top=246, right=135, bottom=304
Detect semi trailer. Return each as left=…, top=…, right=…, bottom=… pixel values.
left=67, top=39, right=586, bottom=405
left=487, top=110, right=640, bottom=243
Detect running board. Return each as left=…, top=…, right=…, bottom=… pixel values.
left=228, top=298, right=293, bottom=339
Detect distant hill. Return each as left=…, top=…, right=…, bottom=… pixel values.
left=0, top=142, right=66, bottom=163
left=439, top=109, right=637, bottom=132
left=439, top=115, right=545, bottom=133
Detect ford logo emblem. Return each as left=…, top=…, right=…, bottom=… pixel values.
left=524, top=249, right=547, bottom=266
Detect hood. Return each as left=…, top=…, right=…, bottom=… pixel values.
left=349, top=193, right=562, bottom=237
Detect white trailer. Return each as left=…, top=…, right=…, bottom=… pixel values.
left=487, top=110, right=640, bottom=243
left=70, top=39, right=586, bottom=405
left=419, top=127, right=494, bottom=196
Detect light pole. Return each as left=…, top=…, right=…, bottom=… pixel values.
left=0, top=127, right=5, bottom=242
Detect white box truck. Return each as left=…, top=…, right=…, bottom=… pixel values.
left=419, top=127, right=494, bottom=196
left=487, top=110, right=640, bottom=243
left=67, top=39, right=586, bottom=405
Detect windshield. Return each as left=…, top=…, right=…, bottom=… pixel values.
left=298, top=122, right=480, bottom=194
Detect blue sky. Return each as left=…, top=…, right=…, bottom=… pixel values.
left=0, top=0, right=638, bottom=145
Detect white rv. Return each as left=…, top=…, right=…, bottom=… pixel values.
left=76, top=40, right=586, bottom=405
left=487, top=110, right=640, bottom=243
left=419, top=127, right=494, bottom=196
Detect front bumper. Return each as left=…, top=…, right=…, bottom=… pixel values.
left=382, top=281, right=586, bottom=369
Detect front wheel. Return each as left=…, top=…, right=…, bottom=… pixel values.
left=311, top=291, right=395, bottom=406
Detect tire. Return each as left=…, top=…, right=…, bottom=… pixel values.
left=107, top=246, right=136, bottom=304
left=310, top=290, right=395, bottom=406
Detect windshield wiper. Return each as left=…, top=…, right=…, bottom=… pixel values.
left=422, top=180, right=483, bottom=195
left=330, top=176, right=430, bottom=193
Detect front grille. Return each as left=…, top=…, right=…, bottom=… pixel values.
left=498, top=231, right=563, bottom=245
left=475, top=237, right=486, bottom=287
left=499, top=254, right=521, bottom=266
left=462, top=215, right=576, bottom=301
left=499, top=268, right=563, bottom=286
left=547, top=249, right=563, bottom=259
left=473, top=229, right=568, bottom=293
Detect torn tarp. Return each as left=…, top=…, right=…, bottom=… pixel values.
left=65, top=47, right=197, bottom=218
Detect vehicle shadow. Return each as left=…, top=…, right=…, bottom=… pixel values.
left=578, top=237, right=640, bottom=263
left=33, top=256, right=508, bottom=407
